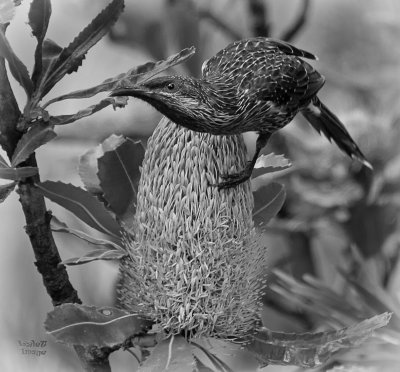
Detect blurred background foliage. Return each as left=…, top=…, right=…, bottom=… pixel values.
left=1, top=0, right=400, bottom=371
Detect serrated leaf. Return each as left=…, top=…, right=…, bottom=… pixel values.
left=45, top=304, right=153, bottom=347
left=98, top=137, right=145, bottom=219
left=28, top=0, right=51, bottom=87
left=0, top=181, right=16, bottom=203
left=252, top=153, right=292, bottom=178
left=101, top=133, right=125, bottom=152
left=40, top=0, right=124, bottom=97
left=37, top=38, right=62, bottom=91
left=0, top=166, right=38, bottom=180
left=0, top=28, right=33, bottom=97
left=36, top=181, right=121, bottom=238
left=43, top=46, right=196, bottom=107
left=139, top=336, right=196, bottom=372
left=78, top=147, right=103, bottom=195
left=49, top=97, right=128, bottom=125
left=246, top=313, right=392, bottom=368
left=11, top=122, right=56, bottom=166
left=253, top=182, right=286, bottom=227
left=192, top=337, right=258, bottom=372
left=51, top=215, right=123, bottom=251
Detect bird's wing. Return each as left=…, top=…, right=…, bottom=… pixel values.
left=201, top=37, right=317, bottom=78
left=250, top=57, right=325, bottom=108
left=259, top=38, right=318, bottom=60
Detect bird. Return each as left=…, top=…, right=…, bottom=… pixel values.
left=110, top=37, right=372, bottom=189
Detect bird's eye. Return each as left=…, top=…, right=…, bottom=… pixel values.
left=167, top=83, right=175, bottom=91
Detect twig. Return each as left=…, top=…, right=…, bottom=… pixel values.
left=248, top=0, right=271, bottom=37
left=197, top=8, right=242, bottom=41
left=280, top=0, right=311, bottom=42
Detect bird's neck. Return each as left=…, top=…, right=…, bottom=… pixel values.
left=200, top=78, right=240, bottom=113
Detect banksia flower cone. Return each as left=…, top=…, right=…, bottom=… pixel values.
left=117, top=117, right=267, bottom=338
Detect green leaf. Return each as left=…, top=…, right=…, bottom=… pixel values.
left=45, top=304, right=153, bottom=347
left=43, top=46, right=196, bottom=107
left=0, top=28, right=34, bottom=97
left=253, top=182, right=286, bottom=227
left=246, top=313, right=392, bottom=368
left=11, top=122, right=56, bottom=166
left=252, top=153, right=292, bottom=178
left=49, top=97, right=128, bottom=125
left=98, top=137, right=145, bottom=219
left=139, top=336, right=196, bottom=372
left=0, top=166, right=38, bottom=180
left=40, top=0, right=124, bottom=97
left=28, top=0, right=51, bottom=87
left=0, top=181, right=16, bottom=203
left=51, top=215, right=123, bottom=251
left=36, top=181, right=121, bottom=238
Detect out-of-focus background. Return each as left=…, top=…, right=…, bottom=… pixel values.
left=1, top=0, right=400, bottom=370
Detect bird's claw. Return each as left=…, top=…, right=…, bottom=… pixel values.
left=212, top=170, right=251, bottom=189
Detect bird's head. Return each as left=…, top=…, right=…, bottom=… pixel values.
left=110, top=76, right=231, bottom=133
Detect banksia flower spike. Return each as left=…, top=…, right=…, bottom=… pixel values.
left=117, top=117, right=267, bottom=339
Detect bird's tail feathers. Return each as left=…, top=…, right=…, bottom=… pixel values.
left=301, top=97, right=372, bottom=169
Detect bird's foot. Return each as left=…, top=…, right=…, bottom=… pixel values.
left=213, top=168, right=252, bottom=190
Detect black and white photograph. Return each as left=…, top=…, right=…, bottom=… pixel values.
left=0, top=0, right=399, bottom=371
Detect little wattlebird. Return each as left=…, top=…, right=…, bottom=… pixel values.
left=111, top=37, right=372, bottom=189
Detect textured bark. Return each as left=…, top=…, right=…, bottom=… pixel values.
left=17, top=154, right=81, bottom=305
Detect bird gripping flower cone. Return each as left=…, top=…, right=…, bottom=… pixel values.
left=117, top=117, right=267, bottom=339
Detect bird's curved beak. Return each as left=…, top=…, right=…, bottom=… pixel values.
left=109, top=85, right=152, bottom=99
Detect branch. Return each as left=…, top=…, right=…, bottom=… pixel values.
left=248, top=0, right=271, bottom=37
left=280, top=0, right=311, bottom=42
left=17, top=155, right=81, bottom=305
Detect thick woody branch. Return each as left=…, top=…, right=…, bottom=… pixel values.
left=17, top=154, right=81, bottom=306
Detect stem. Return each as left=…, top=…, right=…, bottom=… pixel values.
left=17, top=154, right=81, bottom=306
